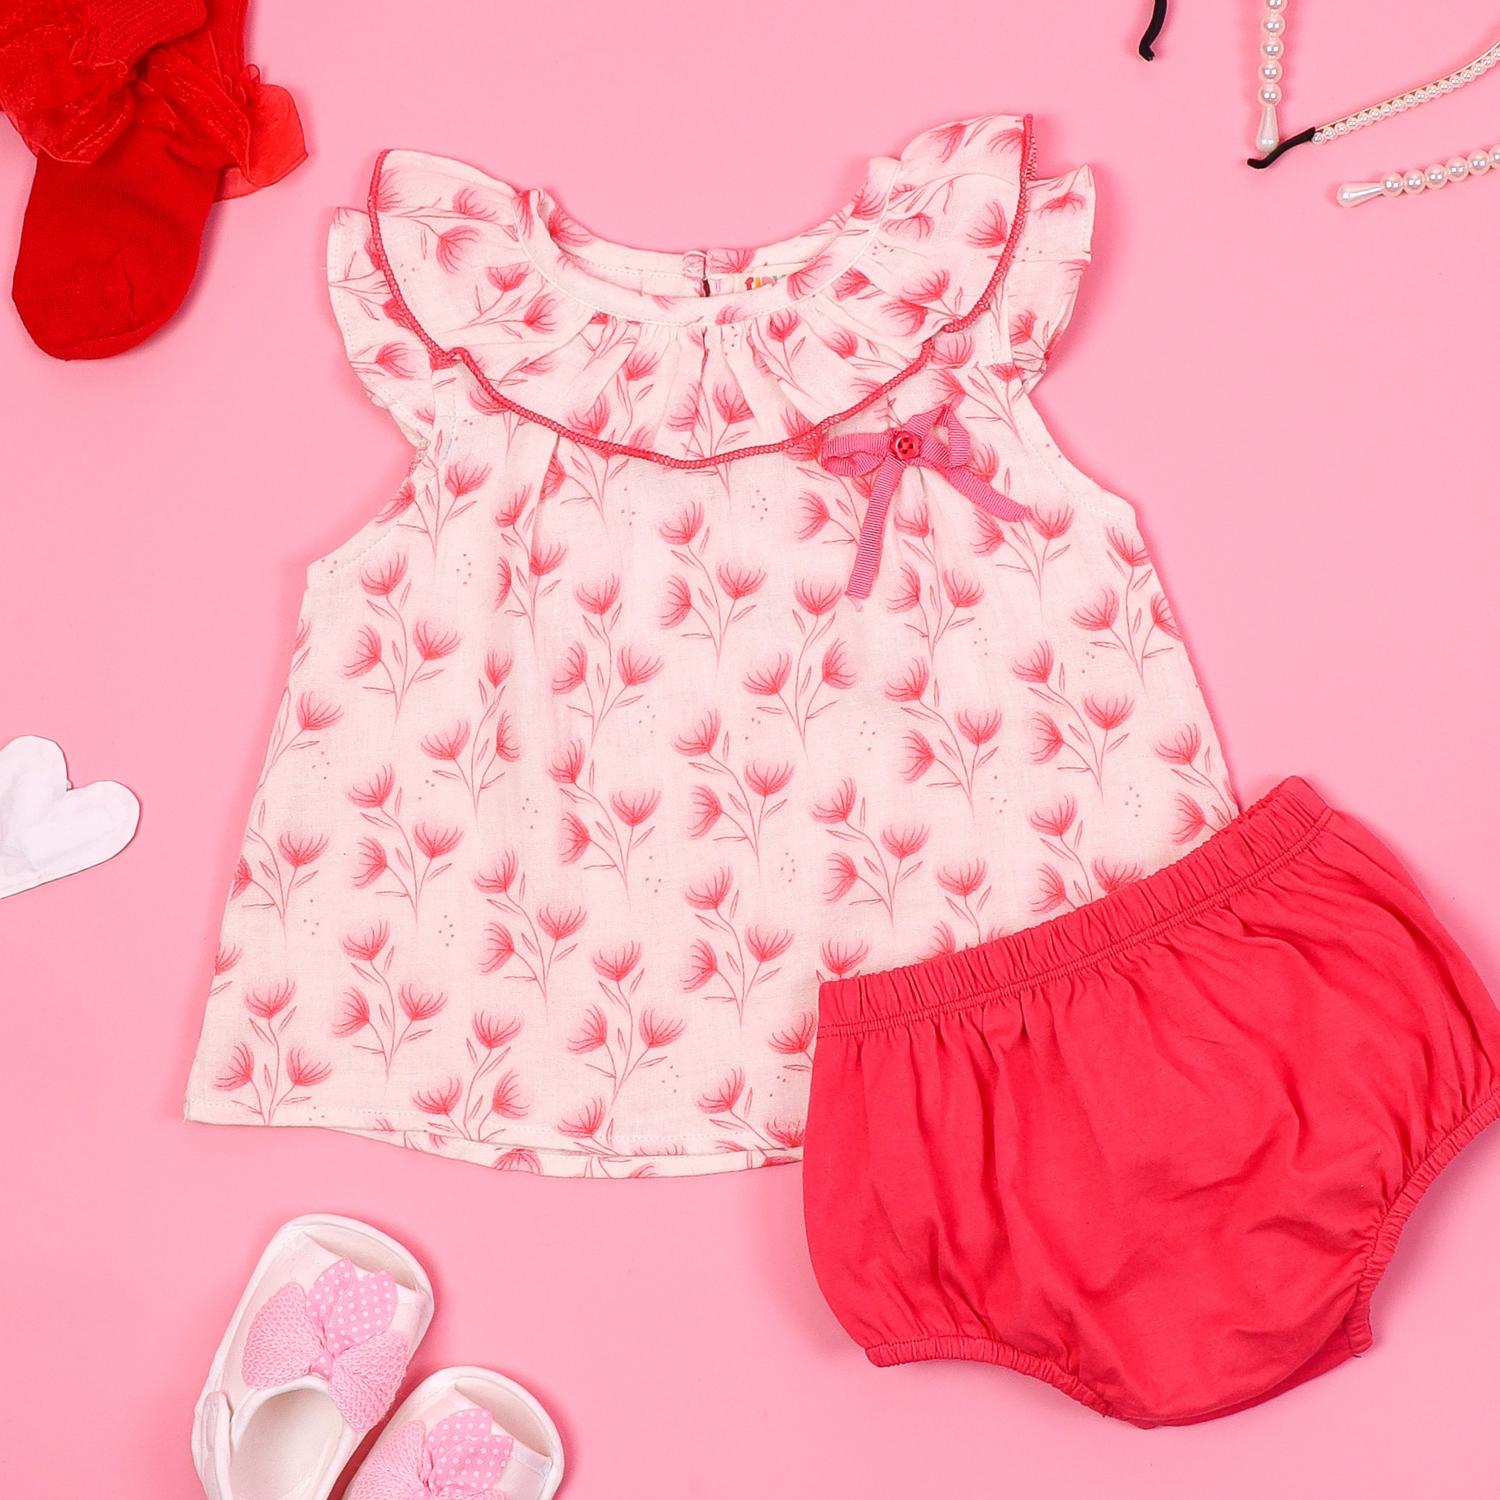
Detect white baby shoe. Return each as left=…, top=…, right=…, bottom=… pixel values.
left=192, top=1214, right=435, bottom=1500
left=343, top=1367, right=565, bottom=1500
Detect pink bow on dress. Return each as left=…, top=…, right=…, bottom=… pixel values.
left=818, top=401, right=1030, bottom=601
left=241, top=1258, right=409, bottom=1433
left=348, top=1410, right=516, bottom=1500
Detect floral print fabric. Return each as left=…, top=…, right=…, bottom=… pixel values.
left=184, top=115, right=1236, bottom=1177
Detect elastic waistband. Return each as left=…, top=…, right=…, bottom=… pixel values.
left=818, top=776, right=1333, bottom=1038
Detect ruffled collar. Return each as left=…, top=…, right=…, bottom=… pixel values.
left=366, top=114, right=1035, bottom=464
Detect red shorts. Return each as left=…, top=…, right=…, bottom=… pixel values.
left=803, top=778, right=1500, bottom=1426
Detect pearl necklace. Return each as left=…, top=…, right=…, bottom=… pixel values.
left=1255, top=0, right=1288, bottom=156
left=1308, top=37, right=1500, bottom=149
left=1139, top=2, right=1500, bottom=205
left=1247, top=22, right=1500, bottom=205
left=1337, top=145, right=1500, bottom=206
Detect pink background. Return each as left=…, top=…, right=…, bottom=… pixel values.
left=4, top=2, right=1500, bottom=1494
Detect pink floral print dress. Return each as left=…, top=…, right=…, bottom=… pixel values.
left=185, top=115, right=1237, bottom=1177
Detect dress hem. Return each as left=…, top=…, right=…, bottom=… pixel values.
left=183, top=1094, right=803, bottom=1178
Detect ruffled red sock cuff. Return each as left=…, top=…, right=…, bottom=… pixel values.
left=0, top=0, right=204, bottom=160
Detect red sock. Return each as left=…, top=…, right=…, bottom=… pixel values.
left=0, top=0, right=205, bottom=159
left=11, top=0, right=304, bottom=360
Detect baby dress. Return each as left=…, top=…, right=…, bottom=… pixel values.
left=185, top=115, right=1237, bottom=1177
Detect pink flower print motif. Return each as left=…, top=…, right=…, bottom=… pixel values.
left=215, top=982, right=332, bottom=1125
left=347, top=1409, right=515, bottom=1500
left=984, top=502, right=1074, bottom=602
left=886, top=506, right=983, bottom=658
left=765, top=1118, right=807, bottom=1154
left=1013, top=642, right=1133, bottom=794
left=742, top=653, right=792, bottom=700
left=769, top=1009, right=817, bottom=1071
left=236, top=829, right=328, bottom=931
left=1028, top=799, right=1145, bottom=912
left=553, top=621, right=663, bottom=752
left=818, top=324, right=890, bottom=375
left=493, top=486, right=568, bottom=647
left=832, top=265, right=874, bottom=300
left=346, top=556, right=459, bottom=723
left=1093, top=857, right=1144, bottom=894
left=967, top=198, right=1012, bottom=249
left=657, top=502, right=763, bottom=663
left=613, top=344, right=660, bottom=430
left=748, top=309, right=810, bottom=392
left=598, top=789, right=659, bottom=882
left=241, top=1258, right=409, bottom=1434
left=549, top=735, right=659, bottom=893
left=402, top=452, right=491, bottom=557
left=420, top=651, right=517, bottom=817
left=1068, top=527, right=1176, bottom=682
left=1029, top=795, right=1098, bottom=911
left=794, top=487, right=861, bottom=548
left=556, top=1098, right=606, bottom=1143
left=293, top=692, right=340, bottom=732
left=673, top=709, right=794, bottom=866
left=742, top=579, right=856, bottom=752
left=1155, top=724, right=1235, bottom=834
left=813, top=778, right=928, bottom=922
left=255, top=690, right=343, bottom=801
left=926, top=922, right=961, bottom=958
left=554, top=1093, right=650, bottom=1177
left=413, top=622, right=460, bottom=670
left=474, top=855, right=586, bottom=1008
left=410, top=1011, right=527, bottom=1150
left=817, top=937, right=870, bottom=983
left=468, top=257, right=544, bottom=331
left=348, top=768, right=461, bottom=924
left=569, top=945, right=687, bottom=1127
left=885, top=659, right=1002, bottom=814
left=210, top=944, right=240, bottom=998
left=557, top=404, right=631, bottom=518
left=1171, top=792, right=1213, bottom=846
left=681, top=867, right=793, bottom=1023
left=1031, top=865, right=1071, bottom=916
left=214, top=1041, right=257, bottom=1093
left=493, top=1147, right=543, bottom=1173
left=377, top=478, right=418, bottom=526
left=705, top=382, right=755, bottom=455
left=288, top=618, right=309, bottom=672
left=935, top=858, right=993, bottom=945
left=334, top=921, right=447, bottom=1078
left=719, top=563, right=767, bottom=605
left=1150, top=593, right=1182, bottom=641
left=346, top=339, right=419, bottom=388
left=886, top=267, right=954, bottom=333
left=1008, top=304, right=1053, bottom=366
left=696, top=1069, right=804, bottom=1166
left=389, top=187, right=495, bottom=269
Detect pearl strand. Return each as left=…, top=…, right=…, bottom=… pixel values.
left=1337, top=145, right=1500, bottom=206
left=1256, top=0, right=1288, bottom=155
left=1313, top=36, right=1500, bottom=144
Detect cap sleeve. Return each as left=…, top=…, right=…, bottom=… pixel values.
left=999, top=165, right=1095, bottom=391
left=326, top=207, right=437, bottom=447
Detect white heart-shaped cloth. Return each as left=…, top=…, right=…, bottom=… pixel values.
left=0, top=736, right=140, bottom=899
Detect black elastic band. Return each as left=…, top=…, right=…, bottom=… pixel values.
left=1138, top=0, right=1168, bottom=60
left=1247, top=125, right=1317, bottom=168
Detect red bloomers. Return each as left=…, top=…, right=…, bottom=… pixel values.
left=803, top=778, right=1500, bottom=1426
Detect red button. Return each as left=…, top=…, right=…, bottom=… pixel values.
left=890, top=431, right=920, bottom=461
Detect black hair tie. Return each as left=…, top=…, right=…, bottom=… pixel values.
left=1247, top=126, right=1317, bottom=168
left=1138, top=0, right=1168, bottom=60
